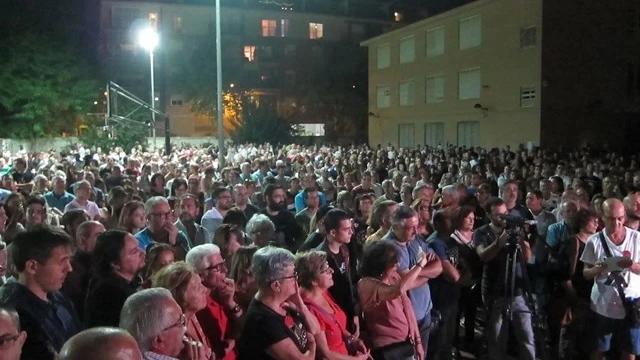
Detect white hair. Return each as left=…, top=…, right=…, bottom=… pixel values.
left=144, top=196, right=168, bottom=215
left=119, top=288, right=174, bottom=352
left=246, top=214, right=275, bottom=238
left=252, top=246, right=295, bottom=289
left=442, top=184, right=459, bottom=199
left=185, top=244, right=221, bottom=270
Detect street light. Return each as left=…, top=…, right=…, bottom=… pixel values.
left=138, top=27, right=159, bottom=150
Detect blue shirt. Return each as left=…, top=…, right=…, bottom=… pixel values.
left=44, top=191, right=75, bottom=212
left=294, top=191, right=327, bottom=213
left=382, top=231, right=434, bottom=321
left=134, top=228, right=192, bottom=253
left=0, top=189, right=11, bottom=204
left=546, top=221, right=570, bottom=250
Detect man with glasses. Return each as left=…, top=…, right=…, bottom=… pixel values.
left=187, top=244, right=243, bottom=360
left=202, top=187, right=234, bottom=235
left=120, top=288, right=191, bottom=360
left=135, top=196, right=191, bottom=260
left=0, top=307, right=26, bottom=360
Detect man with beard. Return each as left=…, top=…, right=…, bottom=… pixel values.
left=202, top=187, right=234, bottom=235
left=624, top=192, right=640, bottom=231
left=261, top=184, right=303, bottom=250
left=176, top=194, right=211, bottom=246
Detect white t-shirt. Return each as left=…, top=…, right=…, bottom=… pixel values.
left=580, top=228, right=640, bottom=319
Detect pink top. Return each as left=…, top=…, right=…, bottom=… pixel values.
left=358, top=275, right=418, bottom=348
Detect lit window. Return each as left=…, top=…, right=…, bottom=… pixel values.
left=262, top=20, right=277, bottom=37
left=399, top=36, right=415, bottom=64
left=173, top=16, right=183, bottom=32
left=459, top=15, right=481, bottom=50
left=520, top=86, right=536, bottom=107
left=520, top=27, right=537, bottom=48
left=376, top=44, right=390, bottom=69
left=244, top=45, right=256, bottom=62
left=394, top=12, right=403, bottom=22
left=281, top=19, right=289, bottom=37
left=309, top=23, right=324, bottom=39
left=148, top=12, right=158, bottom=30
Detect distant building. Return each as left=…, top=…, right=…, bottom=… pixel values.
left=98, top=0, right=409, bottom=137
left=361, top=0, right=640, bottom=150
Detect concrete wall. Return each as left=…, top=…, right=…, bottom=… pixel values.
left=363, top=0, right=543, bottom=148
left=0, top=137, right=222, bottom=153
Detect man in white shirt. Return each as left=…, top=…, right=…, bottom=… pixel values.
left=581, top=198, right=640, bottom=358
left=64, top=180, right=101, bottom=220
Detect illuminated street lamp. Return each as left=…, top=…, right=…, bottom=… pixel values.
left=138, top=27, right=159, bottom=150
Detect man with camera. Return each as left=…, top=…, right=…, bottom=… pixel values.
left=473, top=197, right=535, bottom=360
left=581, top=198, right=640, bottom=359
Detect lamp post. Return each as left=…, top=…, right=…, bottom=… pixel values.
left=215, top=0, right=225, bottom=167
left=138, top=27, right=159, bottom=151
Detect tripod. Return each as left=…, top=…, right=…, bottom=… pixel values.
left=499, top=230, right=548, bottom=360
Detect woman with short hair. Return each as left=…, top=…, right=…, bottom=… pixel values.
left=245, top=214, right=275, bottom=248
left=238, top=246, right=319, bottom=360
left=358, top=241, right=427, bottom=360
left=296, top=250, right=369, bottom=360
left=152, top=261, right=213, bottom=359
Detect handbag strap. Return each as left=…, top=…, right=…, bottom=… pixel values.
left=598, top=231, right=629, bottom=304
left=304, top=298, right=351, bottom=340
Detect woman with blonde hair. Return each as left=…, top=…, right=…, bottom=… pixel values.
left=141, top=243, right=176, bottom=287
left=152, top=261, right=213, bottom=359
left=410, top=197, right=432, bottom=239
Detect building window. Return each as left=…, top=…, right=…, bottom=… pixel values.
left=171, top=99, right=184, bottom=106
left=426, top=75, right=445, bottom=103
left=111, top=7, right=140, bottom=29
left=399, top=36, right=415, bottom=64
left=148, top=12, right=158, bottom=30
left=377, top=85, right=390, bottom=108
left=284, top=44, right=296, bottom=57
left=262, top=20, right=277, bottom=37
left=377, top=43, right=390, bottom=69
left=309, top=23, right=324, bottom=39
left=520, top=86, right=536, bottom=107
left=399, top=80, right=416, bottom=106
left=285, top=70, right=296, bottom=84
left=259, top=45, right=273, bottom=59
left=458, top=68, right=481, bottom=100
left=281, top=19, right=289, bottom=37
left=398, top=124, right=415, bottom=148
left=425, top=122, right=444, bottom=147
left=244, top=45, right=256, bottom=62
left=173, top=16, right=183, bottom=32
left=457, top=121, right=480, bottom=147
left=459, top=15, right=481, bottom=50
left=520, top=26, right=537, bottom=48
left=426, top=26, right=445, bottom=57
left=394, top=12, right=404, bottom=22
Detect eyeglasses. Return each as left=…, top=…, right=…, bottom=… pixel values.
left=320, top=264, right=332, bottom=274
left=151, top=211, right=173, bottom=218
left=272, top=272, right=298, bottom=283
left=162, top=314, right=186, bottom=332
left=0, top=333, right=21, bottom=350
left=203, top=262, right=226, bottom=273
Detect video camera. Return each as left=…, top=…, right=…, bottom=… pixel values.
left=498, top=214, right=536, bottom=243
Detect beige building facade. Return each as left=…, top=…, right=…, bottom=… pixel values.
left=362, top=0, right=543, bottom=149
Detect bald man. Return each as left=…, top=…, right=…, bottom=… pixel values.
left=581, top=198, right=640, bottom=359
left=59, top=327, right=142, bottom=360
left=0, top=307, right=26, bottom=360
left=624, top=193, right=640, bottom=231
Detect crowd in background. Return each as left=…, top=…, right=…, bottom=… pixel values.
left=0, top=142, right=639, bottom=360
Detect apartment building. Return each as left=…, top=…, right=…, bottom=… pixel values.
left=362, top=0, right=640, bottom=150
left=98, top=0, right=402, bottom=137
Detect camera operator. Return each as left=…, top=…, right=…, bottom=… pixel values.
left=473, top=197, right=535, bottom=360
left=581, top=198, right=640, bottom=359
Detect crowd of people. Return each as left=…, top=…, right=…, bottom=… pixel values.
left=0, top=142, right=639, bottom=360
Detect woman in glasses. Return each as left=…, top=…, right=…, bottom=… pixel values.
left=238, top=246, right=320, bottom=360
left=296, top=250, right=369, bottom=360
left=152, top=261, right=213, bottom=360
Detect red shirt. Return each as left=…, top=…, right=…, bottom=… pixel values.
left=196, top=296, right=236, bottom=360
left=304, top=291, right=349, bottom=355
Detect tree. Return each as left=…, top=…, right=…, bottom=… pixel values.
left=0, top=32, right=100, bottom=139
left=231, top=97, right=299, bottom=144
left=78, top=101, right=151, bottom=152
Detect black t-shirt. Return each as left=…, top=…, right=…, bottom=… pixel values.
left=262, top=209, right=303, bottom=250
left=238, top=299, right=309, bottom=360
left=472, top=224, right=528, bottom=301
left=12, top=170, right=34, bottom=184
